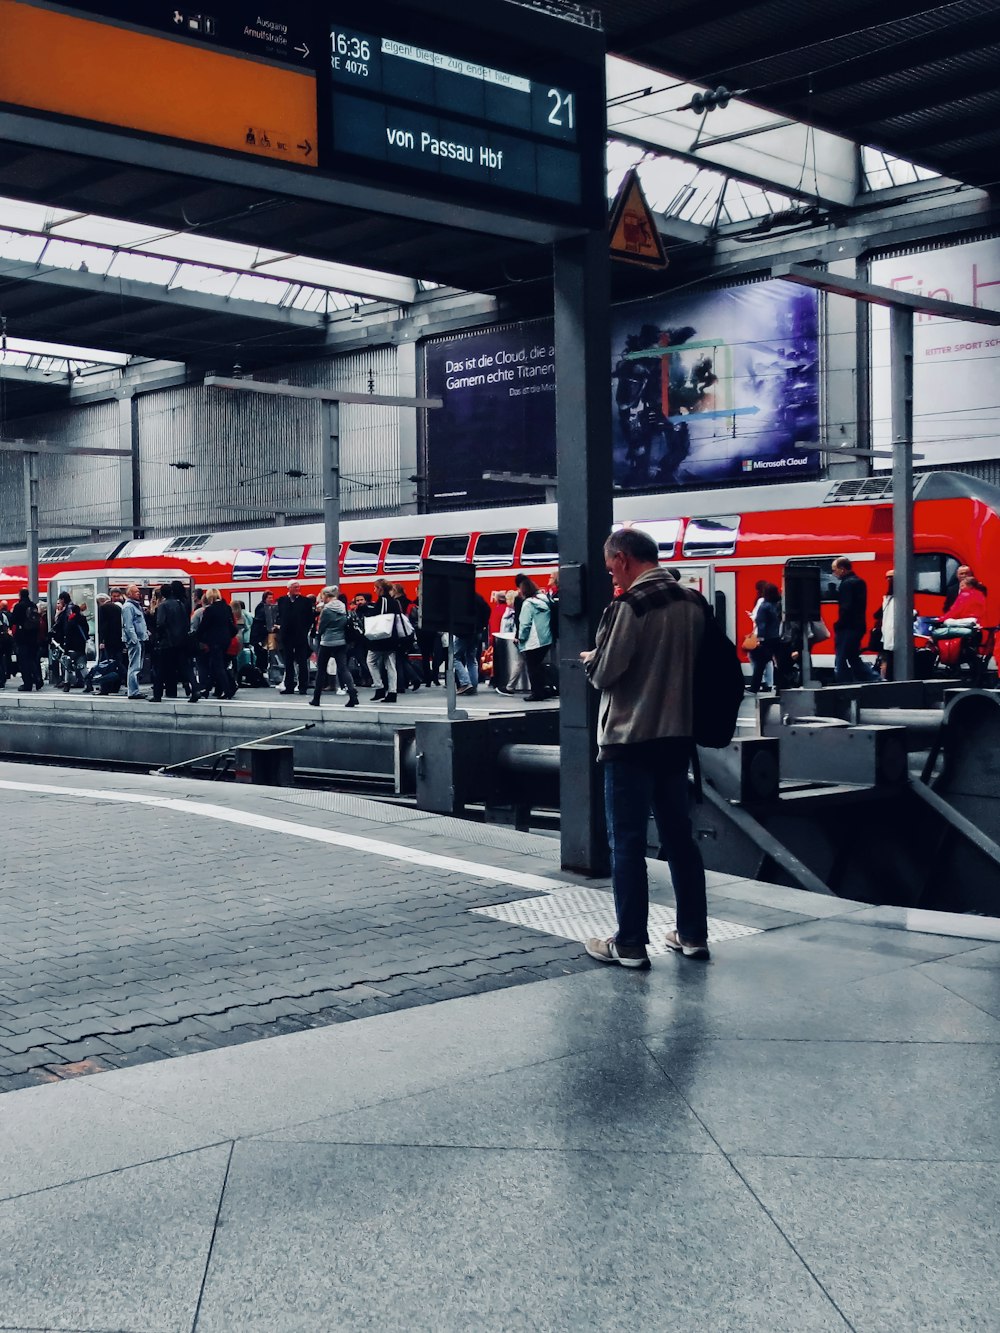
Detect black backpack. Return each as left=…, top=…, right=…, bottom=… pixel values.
left=672, top=586, right=744, bottom=749
left=22, top=602, right=39, bottom=633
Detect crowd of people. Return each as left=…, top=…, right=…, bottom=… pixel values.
left=0, top=572, right=562, bottom=704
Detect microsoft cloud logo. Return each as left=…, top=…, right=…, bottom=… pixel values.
left=742, top=459, right=755, bottom=472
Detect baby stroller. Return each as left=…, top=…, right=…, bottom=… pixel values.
left=927, top=618, right=997, bottom=686
left=49, top=640, right=86, bottom=689
left=84, top=656, right=124, bottom=695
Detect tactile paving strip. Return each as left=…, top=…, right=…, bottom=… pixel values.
left=471, top=885, right=761, bottom=954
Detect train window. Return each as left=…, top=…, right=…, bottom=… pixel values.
left=342, top=541, right=381, bottom=575
left=915, top=553, right=960, bottom=597
left=233, top=549, right=266, bottom=581
left=473, top=532, right=517, bottom=567
left=682, top=517, right=739, bottom=559
left=785, top=558, right=840, bottom=603
left=267, top=547, right=304, bottom=580
left=384, top=538, right=424, bottom=572
left=428, top=535, right=469, bottom=562
left=167, top=534, right=210, bottom=552
left=304, top=545, right=326, bottom=578
left=613, top=519, right=682, bottom=559
left=521, top=530, right=559, bottom=565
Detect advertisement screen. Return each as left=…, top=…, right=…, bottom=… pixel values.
left=871, top=238, right=1000, bottom=466
left=424, top=322, right=556, bottom=508
left=610, top=280, right=820, bottom=487
left=423, top=280, right=820, bottom=510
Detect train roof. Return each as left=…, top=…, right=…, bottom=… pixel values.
left=0, top=471, right=995, bottom=566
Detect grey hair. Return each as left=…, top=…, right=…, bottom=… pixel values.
left=320, top=586, right=338, bottom=600
left=604, top=527, right=659, bottom=565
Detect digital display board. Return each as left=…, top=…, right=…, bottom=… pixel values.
left=328, top=28, right=581, bottom=205
left=0, top=1, right=605, bottom=232
left=328, top=26, right=584, bottom=207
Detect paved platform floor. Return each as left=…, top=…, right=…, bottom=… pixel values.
left=0, top=760, right=999, bottom=1330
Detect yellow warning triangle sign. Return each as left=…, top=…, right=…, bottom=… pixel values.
left=609, top=168, right=668, bottom=270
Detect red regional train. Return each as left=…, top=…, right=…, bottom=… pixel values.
left=1, top=470, right=998, bottom=671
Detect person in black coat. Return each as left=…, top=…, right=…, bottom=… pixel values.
left=10, top=589, right=43, bottom=691
left=831, top=557, right=879, bottom=683
left=198, top=588, right=237, bottom=699
left=275, top=580, right=314, bottom=694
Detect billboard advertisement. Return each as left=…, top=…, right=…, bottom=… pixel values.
left=423, top=279, right=820, bottom=509
left=424, top=320, right=556, bottom=509
left=610, top=280, right=820, bottom=488
left=871, top=238, right=1000, bottom=467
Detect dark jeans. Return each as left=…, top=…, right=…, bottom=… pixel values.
left=416, top=628, right=444, bottom=684
left=523, top=644, right=550, bottom=697
left=313, top=644, right=357, bottom=702
left=206, top=645, right=235, bottom=698
left=17, top=641, right=43, bottom=688
left=152, top=645, right=195, bottom=700
left=604, top=741, right=707, bottom=949
left=834, top=627, right=879, bottom=683
left=749, top=639, right=780, bottom=691
left=347, top=643, right=372, bottom=687
left=396, top=644, right=424, bottom=690
left=282, top=636, right=311, bottom=692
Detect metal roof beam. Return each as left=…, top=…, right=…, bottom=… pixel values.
left=843, top=64, right=1000, bottom=128
left=709, top=0, right=958, bottom=73
left=606, top=61, right=859, bottom=207
left=614, top=0, right=769, bottom=48
left=0, top=363, right=68, bottom=386
left=759, top=15, right=992, bottom=102
left=0, top=257, right=328, bottom=330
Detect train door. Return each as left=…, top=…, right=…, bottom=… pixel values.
left=674, top=564, right=736, bottom=639
left=48, top=575, right=98, bottom=660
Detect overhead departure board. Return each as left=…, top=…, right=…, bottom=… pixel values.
left=0, top=0, right=317, bottom=167
left=327, top=29, right=581, bottom=205
left=0, top=0, right=605, bottom=232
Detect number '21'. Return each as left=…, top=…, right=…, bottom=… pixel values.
left=547, top=89, right=574, bottom=129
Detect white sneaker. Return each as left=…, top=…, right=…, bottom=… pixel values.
left=663, top=929, right=710, bottom=960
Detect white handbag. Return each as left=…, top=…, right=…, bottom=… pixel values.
left=364, top=612, right=395, bottom=641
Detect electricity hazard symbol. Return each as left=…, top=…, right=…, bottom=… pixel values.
left=608, top=168, right=668, bottom=269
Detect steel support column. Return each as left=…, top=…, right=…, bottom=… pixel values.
left=322, top=399, right=341, bottom=589
left=23, top=453, right=39, bottom=600
left=554, top=231, right=613, bottom=876
left=890, top=306, right=915, bottom=681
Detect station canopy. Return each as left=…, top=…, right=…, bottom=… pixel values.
left=599, top=0, right=1000, bottom=193
left=1, top=0, right=991, bottom=401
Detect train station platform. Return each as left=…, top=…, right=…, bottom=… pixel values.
left=0, top=759, right=998, bottom=1330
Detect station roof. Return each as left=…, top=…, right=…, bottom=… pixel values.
left=600, top=0, right=1000, bottom=192
left=0, top=0, right=995, bottom=403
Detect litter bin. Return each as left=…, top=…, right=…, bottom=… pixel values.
left=234, top=743, right=295, bottom=786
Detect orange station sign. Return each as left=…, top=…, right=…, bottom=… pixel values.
left=608, top=168, right=668, bottom=269
left=0, top=0, right=317, bottom=168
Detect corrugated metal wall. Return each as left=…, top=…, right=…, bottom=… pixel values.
left=0, top=399, right=122, bottom=546
left=139, top=345, right=400, bottom=534
left=1, top=345, right=400, bottom=544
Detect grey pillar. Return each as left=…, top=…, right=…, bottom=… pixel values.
left=322, top=399, right=341, bottom=588
left=823, top=250, right=867, bottom=480
left=890, top=306, right=915, bottom=680
left=554, top=231, right=613, bottom=876
left=118, top=391, right=141, bottom=536
left=23, top=453, right=39, bottom=600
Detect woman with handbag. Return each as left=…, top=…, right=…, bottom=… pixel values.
left=389, top=582, right=423, bottom=692
left=362, top=578, right=403, bottom=703
left=747, top=582, right=782, bottom=694
left=199, top=588, right=237, bottom=699
left=310, top=587, right=360, bottom=708
left=517, top=577, right=554, bottom=702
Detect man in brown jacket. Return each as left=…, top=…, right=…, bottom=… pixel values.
left=582, top=527, right=710, bottom=968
